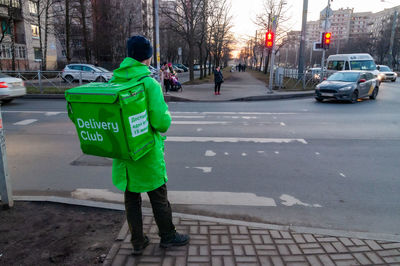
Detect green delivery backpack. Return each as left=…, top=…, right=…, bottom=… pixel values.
left=65, top=76, right=155, bottom=161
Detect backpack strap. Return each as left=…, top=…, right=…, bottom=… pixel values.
left=137, top=75, right=150, bottom=82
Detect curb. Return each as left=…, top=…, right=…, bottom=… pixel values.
left=9, top=195, right=400, bottom=243
left=23, top=92, right=315, bottom=102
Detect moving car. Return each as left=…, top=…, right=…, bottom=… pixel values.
left=377, top=65, right=397, bottom=82
left=0, top=73, right=27, bottom=103
left=315, top=71, right=379, bottom=103
left=172, top=65, right=184, bottom=73
left=326, top=53, right=379, bottom=78
left=148, top=65, right=158, bottom=78
left=62, top=64, right=113, bottom=82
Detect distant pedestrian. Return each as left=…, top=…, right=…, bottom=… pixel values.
left=111, top=36, right=189, bottom=256
left=243, top=64, right=246, bottom=72
left=161, top=62, right=168, bottom=92
left=238, top=63, right=242, bottom=72
left=213, top=66, right=224, bottom=95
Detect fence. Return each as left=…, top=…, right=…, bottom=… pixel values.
left=1, top=70, right=109, bottom=94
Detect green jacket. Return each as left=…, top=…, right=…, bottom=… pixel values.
left=110, top=57, right=171, bottom=193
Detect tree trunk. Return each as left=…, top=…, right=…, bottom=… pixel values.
left=79, top=0, right=90, bottom=63
left=188, top=41, right=194, bottom=81
left=199, top=45, right=203, bottom=79
left=65, top=0, right=71, bottom=64
left=43, top=1, right=51, bottom=70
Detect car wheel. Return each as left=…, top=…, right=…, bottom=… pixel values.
left=1, top=98, right=14, bottom=104
left=350, top=90, right=358, bottom=103
left=391, top=78, right=396, bottom=82
left=64, top=75, right=74, bottom=83
left=96, top=76, right=106, bottom=82
left=369, top=87, right=378, bottom=100
left=315, top=97, right=323, bottom=102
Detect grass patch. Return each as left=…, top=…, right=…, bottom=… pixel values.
left=248, top=68, right=315, bottom=91
left=183, top=67, right=232, bottom=85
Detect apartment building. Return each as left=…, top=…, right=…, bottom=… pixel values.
left=0, top=0, right=58, bottom=70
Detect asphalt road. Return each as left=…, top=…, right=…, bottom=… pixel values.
left=1, top=79, right=399, bottom=236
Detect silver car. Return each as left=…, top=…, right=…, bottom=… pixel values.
left=315, top=71, right=379, bottom=103
left=377, top=65, right=397, bottom=82
left=0, top=73, right=27, bottom=103
left=62, top=64, right=113, bottom=83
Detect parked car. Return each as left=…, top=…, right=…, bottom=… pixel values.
left=172, top=65, right=184, bottom=73
left=173, top=64, right=188, bottom=72
left=377, top=65, right=397, bottom=82
left=62, top=64, right=113, bottom=83
left=0, top=73, right=27, bottom=103
left=193, top=64, right=200, bottom=71
left=148, top=65, right=158, bottom=78
left=315, top=71, right=379, bottom=103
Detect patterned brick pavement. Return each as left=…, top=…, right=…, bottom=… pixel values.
left=103, top=215, right=400, bottom=266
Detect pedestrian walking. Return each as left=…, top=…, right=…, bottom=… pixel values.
left=110, top=35, right=189, bottom=256
left=161, top=62, right=171, bottom=93
left=214, top=66, right=224, bottom=95
left=243, top=64, right=247, bottom=72
left=238, top=63, right=242, bottom=72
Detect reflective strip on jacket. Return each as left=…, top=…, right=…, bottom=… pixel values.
left=110, top=57, right=171, bottom=193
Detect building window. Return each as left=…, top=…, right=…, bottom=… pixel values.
left=0, top=0, right=20, bottom=8
left=31, top=25, right=39, bottom=38
left=29, top=0, right=38, bottom=14
left=1, top=20, right=11, bottom=35
left=34, top=47, right=42, bottom=60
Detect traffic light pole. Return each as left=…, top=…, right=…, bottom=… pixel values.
left=387, top=10, right=398, bottom=67
left=268, top=17, right=277, bottom=93
left=298, top=0, right=308, bottom=84
left=153, top=0, right=161, bottom=82
left=321, top=0, right=331, bottom=73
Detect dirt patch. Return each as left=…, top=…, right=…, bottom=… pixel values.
left=0, top=201, right=125, bottom=265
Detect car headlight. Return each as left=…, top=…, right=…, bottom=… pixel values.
left=395, top=73, right=398, bottom=77
left=315, top=85, right=320, bottom=90
left=339, top=86, right=353, bottom=91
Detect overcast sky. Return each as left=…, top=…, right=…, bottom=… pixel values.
left=230, top=0, right=399, bottom=43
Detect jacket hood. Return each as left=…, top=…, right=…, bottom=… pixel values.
left=110, top=57, right=151, bottom=83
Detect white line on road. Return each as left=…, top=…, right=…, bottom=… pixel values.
left=172, top=121, right=229, bottom=125
left=2, top=110, right=67, bottom=114
left=280, top=122, right=286, bottom=126
left=205, top=150, right=216, bottom=157
left=13, top=119, right=38, bottom=125
left=280, top=194, right=322, bottom=208
left=339, top=173, right=347, bottom=178
left=241, top=153, right=247, bottom=156
left=172, top=115, right=206, bottom=119
left=45, top=112, right=61, bottom=116
left=193, top=167, right=212, bottom=173
left=224, top=152, right=229, bottom=155
left=171, top=111, right=297, bottom=115
left=166, top=137, right=308, bottom=144
left=196, top=128, right=203, bottom=132
left=71, top=189, right=277, bottom=207
left=274, top=151, right=280, bottom=154
left=315, top=152, right=320, bottom=155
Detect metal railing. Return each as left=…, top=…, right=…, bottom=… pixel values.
left=1, top=70, right=110, bottom=94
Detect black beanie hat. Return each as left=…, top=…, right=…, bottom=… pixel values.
left=127, top=35, right=153, bottom=62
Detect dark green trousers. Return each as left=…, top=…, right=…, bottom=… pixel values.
left=124, top=184, right=176, bottom=246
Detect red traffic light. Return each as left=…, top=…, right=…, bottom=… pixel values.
left=266, top=31, right=274, bottom=48
left=324, top=32, right=331, bottom=44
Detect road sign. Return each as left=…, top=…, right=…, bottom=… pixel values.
left=320, top=6, right=333, bottom=19
left=313, top=42, right=324, bottom=51
left=321, top=20, right=331, bottom=30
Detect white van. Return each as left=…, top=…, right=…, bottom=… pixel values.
left=326, top=54, right=379, bottom=77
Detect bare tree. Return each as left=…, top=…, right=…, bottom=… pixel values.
left=254, top=0, right=291, bottom=73
left=162, top=0, right=205, bottom=81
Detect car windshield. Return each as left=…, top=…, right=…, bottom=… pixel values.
left=0, top=73, right=10, bottom=78
left=379, top=66, right=391, bottom=72
left=350, top=60, right=376, bottom=71
left=327, top=72, right=359, bottom=82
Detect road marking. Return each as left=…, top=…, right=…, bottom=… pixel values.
left=257, top=151, right=265, bottom=154
left=224, top=152, right=229, bottom=155
left=280, top=122, right=286, bottom=126
left=242, top=116, right=257, bottom=120
left=274, top=151, right=280, bottom=154
left=241, top=153, right=247, bottom=156
left=2, top=110, right=67, bottom=114
left=166, top=137, right=308, bottom=144
left=339, top=173, right=346, bottom=178
left=205, top=150, right=216, bottom=157
left=13, top=119, right=38, bottom=125
left=172, top=121, right=229, bottom=125
left=71, top=189, right=277, bottom=207
left=171, top=111, right=297, bottom=115
left=280, top=194, right=322, bottom=208
left=45, top=112, right=61, bottom=116
left=172, top=115, right=206, bottom=119
left=315, top=152, right=320, bottom=155
left=193, top=167, right=212, bottom=173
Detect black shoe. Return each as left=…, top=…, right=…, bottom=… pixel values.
left=132, top=236, right=150, bottom=256
left=160, top=232, right=190, bottom=248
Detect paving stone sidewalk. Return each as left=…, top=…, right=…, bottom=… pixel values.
left=104, top=213, right=400, bottom=266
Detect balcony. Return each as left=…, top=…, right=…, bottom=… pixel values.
left=0, top=0, right=23, bottom=21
